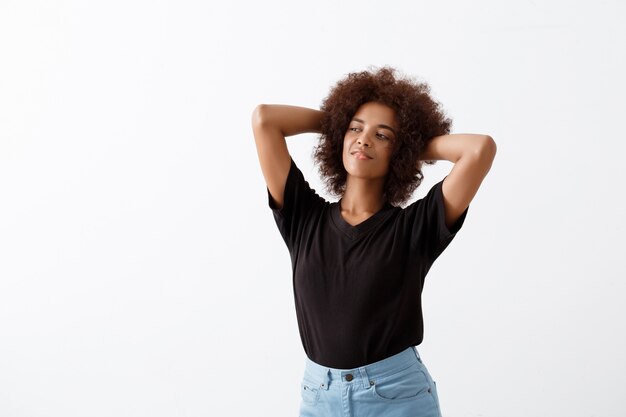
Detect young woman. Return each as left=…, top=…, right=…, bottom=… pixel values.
left=251, top=66, right=496, bottom=417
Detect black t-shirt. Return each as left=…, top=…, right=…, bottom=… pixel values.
left=267, top=157, right=469, bottom=369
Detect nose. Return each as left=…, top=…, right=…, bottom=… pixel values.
left=357, top=131, right=373, bottom=147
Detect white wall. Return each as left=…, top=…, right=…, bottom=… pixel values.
left=1, top=1, right=624, bottom=416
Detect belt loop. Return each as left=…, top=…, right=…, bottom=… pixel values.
left=359, top=366, right=371, bottom=390
left=320, top=369, right=330, bottom=390
left=413, top=346, right=422, bottom=362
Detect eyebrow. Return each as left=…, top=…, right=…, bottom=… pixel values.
left=351, top=117, right=397, bottom=136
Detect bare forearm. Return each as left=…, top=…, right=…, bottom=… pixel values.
left=252, top=104, right=325, bottom=137
left=419, top=133, right=496, bottom=163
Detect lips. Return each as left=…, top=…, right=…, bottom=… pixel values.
left=351, top=150, right=372, bottom=159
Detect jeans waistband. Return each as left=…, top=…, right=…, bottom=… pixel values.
left=303, top=346, right=422, bottom=391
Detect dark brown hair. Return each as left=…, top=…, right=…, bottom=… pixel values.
left=313, top=65, right=452, bottom=207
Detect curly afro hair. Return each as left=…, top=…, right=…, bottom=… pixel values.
left=312, top=65, right=453, bottom=207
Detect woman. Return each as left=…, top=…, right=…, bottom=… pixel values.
left=251, top=66, right=496, bottom=417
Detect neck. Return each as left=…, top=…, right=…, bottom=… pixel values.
left=340, top=175, right=386, bottom=215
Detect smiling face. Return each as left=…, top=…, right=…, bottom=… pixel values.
left=342, top=101, right=398, bottom=181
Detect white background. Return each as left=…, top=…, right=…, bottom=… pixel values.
left=1, top=1, right=625, bottom=416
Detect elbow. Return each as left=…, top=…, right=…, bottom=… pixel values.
left=466, top=136, right=496, bottom=163
left=478, top=136, right=497, bottom=159
left=251, top=104, right=269, bottom=127
left=468, top=137, right=497, bottom=175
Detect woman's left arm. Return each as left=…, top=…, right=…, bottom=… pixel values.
left=419, top=134, right=497, bottom=230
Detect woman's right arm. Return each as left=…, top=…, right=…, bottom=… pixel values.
left=251, top=105, right=325, bottom=210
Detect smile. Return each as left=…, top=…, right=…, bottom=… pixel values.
left=352, top=151, right=372, bottom=160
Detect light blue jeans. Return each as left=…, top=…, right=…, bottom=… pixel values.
left=299, top=346, right=442, bottom=417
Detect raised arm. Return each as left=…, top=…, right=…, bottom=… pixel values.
left=251, top=104, right=325, bottom=209
left=419, top=133, right=497, bottom=230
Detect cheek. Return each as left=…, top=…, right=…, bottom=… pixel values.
left=342, top=138, right=352, bottom=153
left=382, top=152, right=394, bottom=167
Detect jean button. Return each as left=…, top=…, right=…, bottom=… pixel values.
left=345, top=373, right=353, bottom=381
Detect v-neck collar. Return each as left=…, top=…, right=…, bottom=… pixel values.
left=330, top=200, right=394, bottom=240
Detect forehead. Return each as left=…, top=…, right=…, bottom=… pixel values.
left=352, top=102, right=397, bottom=127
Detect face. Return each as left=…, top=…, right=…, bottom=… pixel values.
left=342, top=101, right=398, bottom=181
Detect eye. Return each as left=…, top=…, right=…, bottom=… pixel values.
left=377, top=133, right=389, bottom=140
left=349, top=127, right=360, bottom=132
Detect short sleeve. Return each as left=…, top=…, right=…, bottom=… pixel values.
left=267, top=157, right=325, bottom=252
left=405, top=175, right=469, bottom=261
